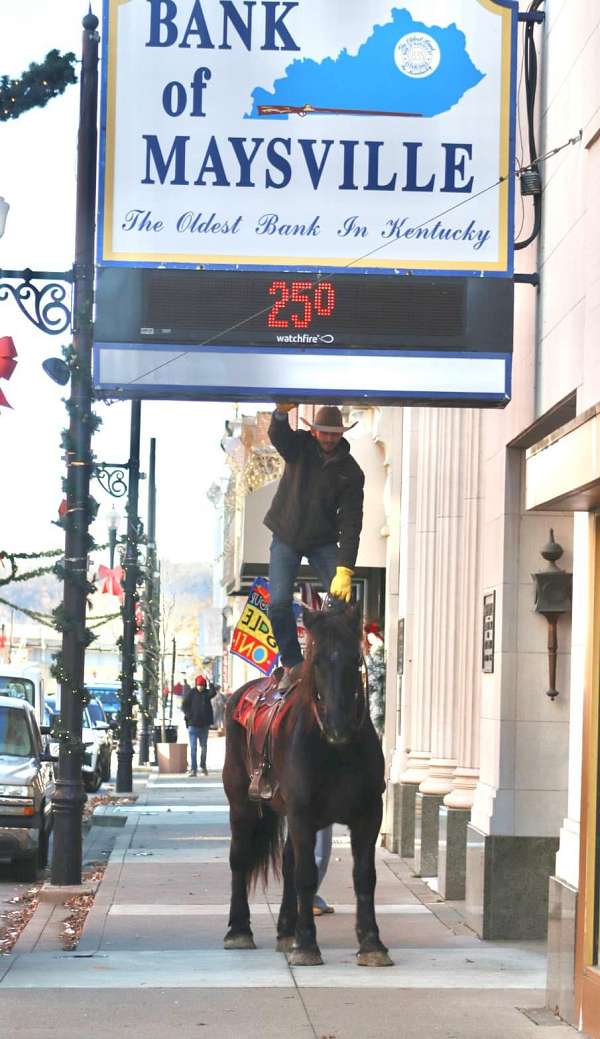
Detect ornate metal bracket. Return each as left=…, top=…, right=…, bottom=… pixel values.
left=0, top=267, right=73, bottom=336
left=93, top=462, right=129, bottom=498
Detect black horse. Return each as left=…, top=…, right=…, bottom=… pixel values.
left=222, top=603, right=392, bottom=967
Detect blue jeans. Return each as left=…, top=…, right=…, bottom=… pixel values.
left=315, top=825, right=333, bottom=893
left=268, top=535, right=338, bottom=667
left=188, top=725, right=209, bottom=771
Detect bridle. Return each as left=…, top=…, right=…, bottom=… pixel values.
left=302, top=595, right=370, bottom=736
left=310, top=654, right=370, bottom=736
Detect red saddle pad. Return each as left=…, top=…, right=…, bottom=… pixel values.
left=233, top=674, right=299, bottom=758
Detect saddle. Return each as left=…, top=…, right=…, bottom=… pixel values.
left=232, top=668, right=301, bottom=801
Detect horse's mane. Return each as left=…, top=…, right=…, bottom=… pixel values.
left=303, top=607, right=362, bottom=665
left=293, top=606, right=363, bottom=726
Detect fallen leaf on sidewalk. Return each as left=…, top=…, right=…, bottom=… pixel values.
left=60, top=862, right=108, bottom=951
left=83, top=793, right=137, bottom=821
left=0, top=886, right=41, bottom=953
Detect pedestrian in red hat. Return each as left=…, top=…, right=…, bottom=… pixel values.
left=182, top=675, right=216, bottom=776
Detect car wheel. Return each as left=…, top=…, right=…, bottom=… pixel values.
left=37, top=815, right=49, bottom=870
left=84, top=765, right=102, bottom=793
left=15, top=851, right=38, bottom=882
left=101, top=750, right=111, bottom=783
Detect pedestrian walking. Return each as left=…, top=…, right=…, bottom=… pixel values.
left=182, top=676, right=216, bottom=776
left=212, top=685, right=226, bottom=732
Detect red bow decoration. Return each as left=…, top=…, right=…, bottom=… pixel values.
left=98, top=563, right=124, bottom=600
left=0, top=336, right=17, bottom=409
left=135, top=601, right=144, bottom=641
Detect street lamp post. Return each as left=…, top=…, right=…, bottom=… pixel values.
left=51, top=11, right=100, bottom=886
left=139, top=437, right=157, bottom=765
left=116, top=399, right=142, bottom=793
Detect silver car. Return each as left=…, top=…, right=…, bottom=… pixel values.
left=0, top=695, right=55, bottom=880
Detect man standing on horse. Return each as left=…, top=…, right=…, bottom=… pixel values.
left=264, top=403, right=365, bottom=691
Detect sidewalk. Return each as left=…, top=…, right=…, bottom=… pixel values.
left=0, top=734, right=579, bottom=1039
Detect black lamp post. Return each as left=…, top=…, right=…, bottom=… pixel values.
left=50, top=11, right=100, bottom=886
left=532, top=529, right=573, bottom=700
left=115, top=400, right=142, bottom=793
left=139, top=437, right=157, bottom=765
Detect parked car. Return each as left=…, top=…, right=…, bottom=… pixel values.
left=85, top=698, right=114, bottom=789
left=46, top=697, right=113, bottom=792
left=86, top=682, right=120, bottom=725
left=0, top=664, right=46, bottom=726
left=0, top=695, right=55, bottom=880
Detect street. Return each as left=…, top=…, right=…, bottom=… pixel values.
left=0, top=733, right=577, bottom=1039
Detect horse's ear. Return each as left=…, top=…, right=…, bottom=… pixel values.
left=302, top=607, right=322, bottom=631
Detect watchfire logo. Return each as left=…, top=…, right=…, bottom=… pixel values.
left=275, top=333, right=336, bottom=344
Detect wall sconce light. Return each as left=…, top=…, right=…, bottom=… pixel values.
left=532, top=529, right=572, bottom=700
left=0, top=197, right=9, bottom=239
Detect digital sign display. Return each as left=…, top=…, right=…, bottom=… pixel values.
left=93, top=267, right=513, bottom=407
left=92, top=269, right=512, bottom=354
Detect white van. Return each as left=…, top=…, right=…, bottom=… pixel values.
left=0, top=664, right=46, bottom=726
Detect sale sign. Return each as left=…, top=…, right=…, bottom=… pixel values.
left=98, top=0, right=517, bottom=276
left=230, top=578, right=279, bottom=675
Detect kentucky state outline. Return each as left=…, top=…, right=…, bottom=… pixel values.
left=247, top=8, right=484, bottom=119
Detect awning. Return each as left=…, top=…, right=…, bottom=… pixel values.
left=526, top=405, right=600, bottom=512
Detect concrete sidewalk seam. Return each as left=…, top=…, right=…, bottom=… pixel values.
left=76, top=811, right=142, bottom=956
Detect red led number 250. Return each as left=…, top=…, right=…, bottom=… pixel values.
left=267, top=280, right=336, bottom=330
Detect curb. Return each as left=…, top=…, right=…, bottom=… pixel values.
left=7, top=783, right=146, bottom=956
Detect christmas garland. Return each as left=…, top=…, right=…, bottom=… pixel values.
left=0, top=50, right=77, bottom=122
left=0, top=543, right=110, bottom=588
left=0, top=592, right=120, bottom=631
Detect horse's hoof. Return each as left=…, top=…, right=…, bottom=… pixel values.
left=276, top=936, right=295, bottom=953
left=357, top=948, right=394, bottom=967
left=287, top=946, right=323, bottom=967
left=224, top=932, right=256, bottom=950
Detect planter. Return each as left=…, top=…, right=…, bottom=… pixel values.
left=153, top=724, right=178, bottom=744
left=156, top=742, right=188, bottom=774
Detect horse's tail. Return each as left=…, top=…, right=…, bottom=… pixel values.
left=248, top=807, right=286, bottom=891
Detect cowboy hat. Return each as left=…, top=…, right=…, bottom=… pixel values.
left=300, top=405, right=358, bottom=434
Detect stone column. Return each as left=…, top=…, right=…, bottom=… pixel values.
left=374, top=406, right=404, bottom=850
left=439, top=411, right=482, bottom=899
left=417, top=410, right=467, bottom=877
left=397, top=407, right=437, bottom=859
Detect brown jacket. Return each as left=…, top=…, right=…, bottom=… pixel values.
left=263, top=413, right=364, bottom=568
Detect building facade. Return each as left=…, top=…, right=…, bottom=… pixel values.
left=216, top=6, right=600, bottom=1029
left=381, top=3, right=600, bottom=1032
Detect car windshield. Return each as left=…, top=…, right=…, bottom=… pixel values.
left=0, top=676, right=35, bottom=707
left=87, top=701, right=106, bottom=724
left=89, top=688, right=119, bottom=706
left=0, top=707, right=34, bottom=757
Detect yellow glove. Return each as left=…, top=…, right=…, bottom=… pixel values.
left=329, top=566, right=353, bottom=603
left=275, top=402, right=297, bottom=413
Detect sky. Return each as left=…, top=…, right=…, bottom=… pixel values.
left=0, top=0, right=264, bottom=565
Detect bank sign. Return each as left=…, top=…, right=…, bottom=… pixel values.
left=98, top=0, right=517, bottom=276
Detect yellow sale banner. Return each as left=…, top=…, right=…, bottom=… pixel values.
left=230, top=578, right=279, bottom=675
